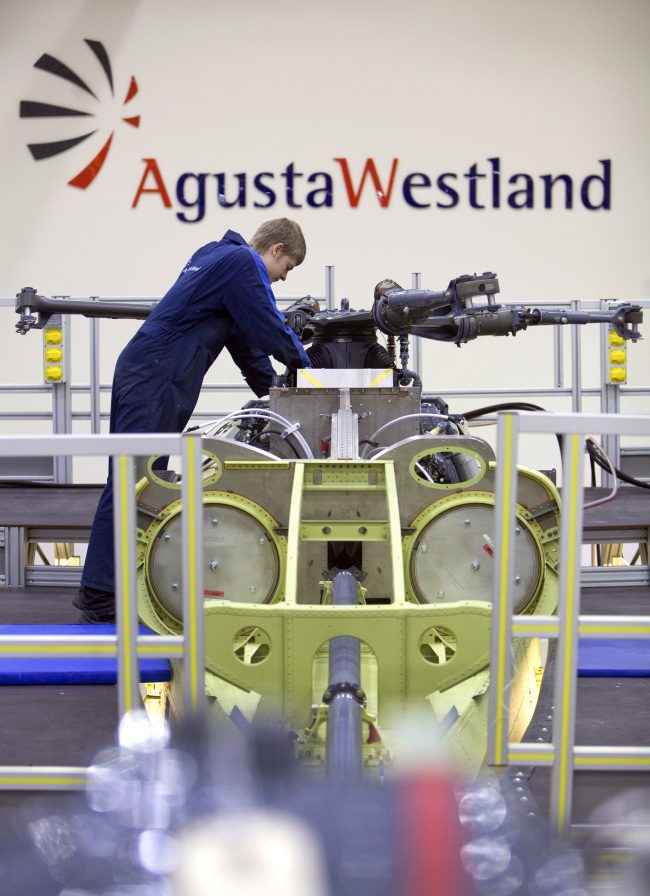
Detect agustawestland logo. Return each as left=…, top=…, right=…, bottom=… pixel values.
left=20, top=39, right=612, bottom=221
left=20, top=39, right=139, bottom=189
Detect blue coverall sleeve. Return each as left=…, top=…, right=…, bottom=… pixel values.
left=220, top=249, right=311, bottom=370
left=226, top=332, right=276, bottom=397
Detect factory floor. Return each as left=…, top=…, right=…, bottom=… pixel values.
left=2, top=583, right=649, bottom=811
left=525, top=585, right=650, bottom=826
left=0, top=586, right=119, bottom=894
left=1, top=577, right=649, bottom=893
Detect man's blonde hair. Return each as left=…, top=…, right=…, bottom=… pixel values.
left=249, top=218, right=306, bottom=264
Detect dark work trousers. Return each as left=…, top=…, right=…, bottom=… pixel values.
left=79, top=330, right=213, bottom=603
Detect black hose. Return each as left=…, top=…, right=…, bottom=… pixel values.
left=249, top=429, right=302, bottom=459
left=463, top=401, right=564, bottom=454
left=463, top=400, right=650, bottom=491
left=586, top=438, right=650, bottom=490
left=463, top=401, right=548, bottom=420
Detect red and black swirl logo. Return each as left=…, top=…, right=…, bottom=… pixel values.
left=20, top=39, right=140, bottom=189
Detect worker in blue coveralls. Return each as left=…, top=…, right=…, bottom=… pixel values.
left=74, top=218, right=311, bottom=623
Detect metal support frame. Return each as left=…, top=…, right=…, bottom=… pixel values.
left=570, top=301, right=582, bottom=414
left=90, top=311, right=101, bottom=433
left=51, top=312, right=72, bottom=483
left=0, top=431, right=205, bottom=790
left=487, top=411, right=650, bottom=841
left=600, top=298, right=622, bottom=489
left=2, top=526, right=26, bottom=587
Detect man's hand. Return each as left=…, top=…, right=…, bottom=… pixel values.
left=284, top=296, right=319, bottom=338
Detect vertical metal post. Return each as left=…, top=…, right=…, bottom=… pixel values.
left=554, top=326, right=564, bottom=390
left=4, top=526, right=26, bottom=588
left=600, top=299, right=620, bottom=487
left=325, top=266, right=335, bottom=310
left=487, top=411, right=520, bottom=766
left=181, top=432, right=205, bottom=719
left=52, top=313, right=72, bottom=483
left=411, top=272, right=422, bottom=380
left=570, top=301, right=582, bottom=414
left=549, top=431, right=585, bottom=840
left=90, top=311, right=101, bottom=434
left=113, top=452, right=141, bottom=717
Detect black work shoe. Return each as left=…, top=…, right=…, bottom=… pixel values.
left=73, top=586, right=116, bottom=620
left=78, top=608, right=116, bottom=625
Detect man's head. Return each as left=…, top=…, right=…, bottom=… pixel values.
left=249, top=218, right=306, bottom=282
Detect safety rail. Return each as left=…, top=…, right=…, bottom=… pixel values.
left=487, top=410, right=650, bottom=840
left=0, top=431, right=207, bottom=790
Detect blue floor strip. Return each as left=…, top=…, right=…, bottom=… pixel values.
left=2, top=630, right=647, bottom=684
left=0, top=624, right=171, bottom=685
left=577, top=638, right=650, bottom=677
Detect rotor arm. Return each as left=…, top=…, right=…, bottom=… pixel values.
left=372, top=274, right=643, bottom=344
left=372, top=273, right=500, bottom=337
left=518, top=304, right=643, bottom=342
left=15, top=287, right=157, bottom=334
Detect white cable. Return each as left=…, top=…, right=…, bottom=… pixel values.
left=361, top=412, right=456, bottom=458
left=194, top=409, right=314, bottom=458
left=414, top=461, right=434, bottom=482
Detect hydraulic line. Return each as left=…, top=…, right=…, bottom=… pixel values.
left=195, top=409, right=314, bottom=458
left=361, top=412, right=457, bottom=458
left=465, top=402, right=650, bottom=491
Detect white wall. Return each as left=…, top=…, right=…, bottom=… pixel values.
left=1, top=0, right=649, bottom=458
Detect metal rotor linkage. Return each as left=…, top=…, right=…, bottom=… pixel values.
left=15, top=287, right=157, bottom=334
left=372, top=273, right=643, bottom=344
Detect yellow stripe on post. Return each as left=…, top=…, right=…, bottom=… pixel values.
left=556, top=432, right=581, bottom=831
left=119, top=455, right=135, bottom=714
left=186, top=442, right=200, bottom=711
left=493, top=413, right=514, bottom=764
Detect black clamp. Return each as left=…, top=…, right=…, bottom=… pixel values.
left=322, top=681, right=366, bottom=706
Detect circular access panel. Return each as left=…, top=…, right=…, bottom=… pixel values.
left=409, top=503, right=541, bottom=612
left=147, top=504, right=280, bottom=619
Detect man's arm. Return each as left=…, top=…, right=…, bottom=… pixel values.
left=221, top=249, right=311, bottom=369
left=226, top=332, right=276, bottom=397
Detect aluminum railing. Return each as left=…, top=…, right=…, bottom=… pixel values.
left=0, top=431, right=206, bottom=790
left=488, top=410, right=650, bottom=840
